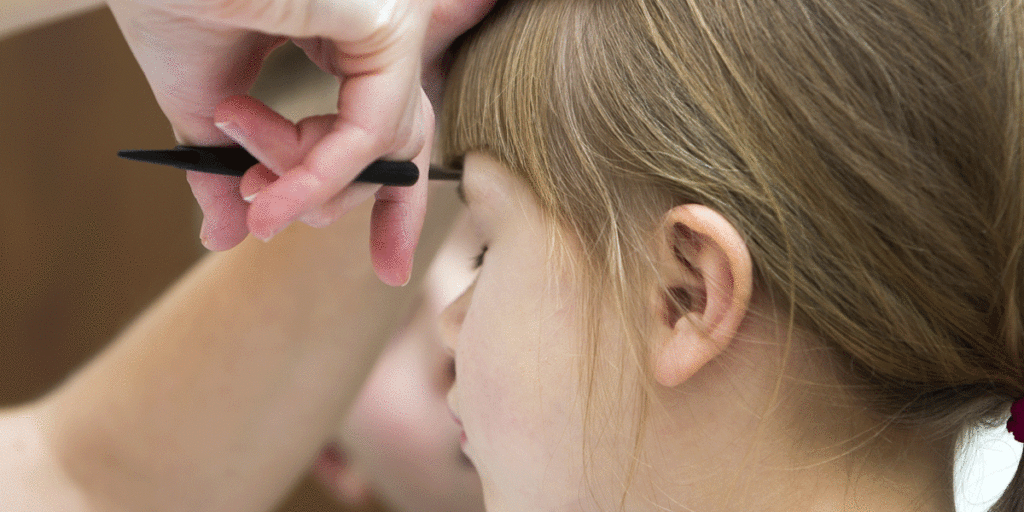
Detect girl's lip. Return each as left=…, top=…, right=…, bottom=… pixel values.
left=449, top=409, right=468, bottom=446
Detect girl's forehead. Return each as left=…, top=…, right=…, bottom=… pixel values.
left=460, top=153, right=524, bottom=208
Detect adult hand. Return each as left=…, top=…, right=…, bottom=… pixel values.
left=107, top=0, right=495, bottom=285
left=213, top=94, right=433, bottom=284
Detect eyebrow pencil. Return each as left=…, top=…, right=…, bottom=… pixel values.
left=118, top=146, right=460, bottom=186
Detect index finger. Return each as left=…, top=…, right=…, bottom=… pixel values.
left=245, top=50, right=427, bottom=242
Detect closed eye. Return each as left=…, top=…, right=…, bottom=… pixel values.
left=472, top=245, right=488, bottom=269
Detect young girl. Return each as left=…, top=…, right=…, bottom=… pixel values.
left=437, top=0, right=1024, bottom=511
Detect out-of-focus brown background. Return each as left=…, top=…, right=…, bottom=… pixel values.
left=0, top=7, right=385, bottom=512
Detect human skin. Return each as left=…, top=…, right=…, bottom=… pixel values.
left=0, top=109, right=455, bottom=512
left=440, top=152, right=958, bottom=512
left=26, top=200, right=414, bottom=512
left=0, top=178, right=467, bottom=511
left=0, top=4, right=493, bottom=507
left=441, top=153, right=595, bottom=511
left=314, top=213, right=485, bottom=512
left=107, top=0, right=497, bottom=287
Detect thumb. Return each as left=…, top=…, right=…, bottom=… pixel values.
left=369, top=91, right=434, bottom=286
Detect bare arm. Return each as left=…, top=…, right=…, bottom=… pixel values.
left=18, top=186, right=455, bottom=512
left=0, top=0, right=104, bottom=39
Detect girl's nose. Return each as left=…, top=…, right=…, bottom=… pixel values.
left=439, top=281, right=474, bottom=356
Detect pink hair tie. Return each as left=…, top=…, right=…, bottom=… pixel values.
left=1007, top=398, right=1024, bottom=443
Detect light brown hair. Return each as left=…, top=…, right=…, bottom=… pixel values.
left=441, top=0, right=1024, bottom=508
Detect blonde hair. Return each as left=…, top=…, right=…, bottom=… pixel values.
left=441, top=0, right=1024, bottom=509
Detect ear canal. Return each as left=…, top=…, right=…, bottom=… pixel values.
left=662, top=284, right=707, bottom=324
left=663, top=287, right=692, bottom=326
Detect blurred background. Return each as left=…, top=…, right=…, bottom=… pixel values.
left=0, top=6, right=385, bottom=512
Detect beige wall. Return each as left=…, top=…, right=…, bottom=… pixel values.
left=0, top=8, right=384, bottom=512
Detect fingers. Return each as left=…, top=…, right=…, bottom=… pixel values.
left=112, top=0, right=446, bottom=283
left=369, top=92, right=435, bottom=286
left=197, top=0, right=426, bottom=47
left=241, top=0, right=430, bottom=242
left=214, top=98, right=305, bottom=175
left=244, top=59, right=428, bottom=241
left=215, top=95, right=334, bottom=185
left=239, top=164, right=278, bottom=203
left=208, top=96, right=333, bottom=248
left=187, top=172, right=249, bottom=251
left=369, top=171, right=429, bottom=286
left=298, top=184, right=381, bottom=227
left=215, top=90, right=433, bottom=287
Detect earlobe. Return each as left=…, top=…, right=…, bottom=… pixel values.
left=652, top=205, right=754, bottom=388
left=653, top=312, right=728, bottom=387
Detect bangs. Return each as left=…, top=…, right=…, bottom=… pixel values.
left=440, top=0, right=587, bottom=215
left=440, top=0, right=726, bottom=227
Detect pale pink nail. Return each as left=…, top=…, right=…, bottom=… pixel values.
left=215, top=121, right=248, bottom=146
left=199, top=218, right=214, bottom=250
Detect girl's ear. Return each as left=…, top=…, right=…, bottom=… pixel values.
left=651, top=204, right=753, bottom=388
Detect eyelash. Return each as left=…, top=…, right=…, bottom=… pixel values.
left=472, top=245, right=488, bottom=269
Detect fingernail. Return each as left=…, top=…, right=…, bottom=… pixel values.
left=199, top=219, right=214, bottom=250
left=400, top=260, right=414, bottom=287
left=215, top=120, right=248, bottom=146
left=252, top=224, right=282, bottom=243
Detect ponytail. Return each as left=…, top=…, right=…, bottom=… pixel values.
left=989, top=398, right=1024, bottom=511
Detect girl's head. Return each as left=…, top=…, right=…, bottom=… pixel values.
left=439, top=0, right=1024, bottom=510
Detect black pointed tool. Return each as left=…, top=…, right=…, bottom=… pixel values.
left=118, top=146, right=459, bottom=187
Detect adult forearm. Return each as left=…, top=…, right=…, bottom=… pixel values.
left=0, top=0, right=104, bottom=39
left=38, top=201, right=414, bottom=512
